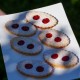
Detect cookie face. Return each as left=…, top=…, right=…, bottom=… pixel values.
left=5, top=20, right=37, bottom=36
left=43, top=50, right=79, bottom=68
left=39, top=29, right=70, bottom=48
left=26, top=11, right=58, bottom=29
left=10, top=37, right=42, bottom=55
left=17, top=60, right=53, bottom=78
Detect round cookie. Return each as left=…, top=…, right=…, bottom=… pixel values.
left=26, top=11, right=58, bottom=29
left=10, top=37, right=42, bottom=56
left=43, top=50, right=79, bottom=68
left=5, top=20, right=37, bottom=37
left=17, top=60, right=54, bottom=78
left=39, top=29, right=70, bottom=48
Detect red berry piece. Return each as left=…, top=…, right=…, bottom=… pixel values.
left=46, top=33, right=52, bottom=38
left=54, top=37, right=61, bottom=42
left=33, top=15, right=40, bottom=20
left=51, top=54, right=58, bottom=59
left=42, top=18, right=50, bottom=24
left=62, top=56, right=69, bottom=61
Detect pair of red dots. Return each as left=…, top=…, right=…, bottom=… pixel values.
left=25, top=63, right=44, bottom=72
left=33, top=15, right=50, bottom=24
left=46, top=33, right=62, bottom=42
left=12, top=24, right=29, bottom=31
left=17, top=40, right=34, bottom=49
left=51, top=54, right=69, bottom=61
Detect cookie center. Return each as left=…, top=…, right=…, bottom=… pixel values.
left=12, top=24, right=19, bottom=29
left=51, top=54, right=58, bottom=59
left=62, top=56, right=69, bottom=61
left=27, top=44, right=34, bottom=49
left=33, top=15, right=40, bottom=20
left=54, top=37, right=61, bottom=42
left=22, top=26, right=29, bottom=31
left=25, top=63, right=33, bottom=69
left=17, top=40, right=25, bottom=45
left=42, top=18, right=50, bottom=24
left=36, top=66, right=44, bottom=72
left=46, top=33, right=52, bottom=38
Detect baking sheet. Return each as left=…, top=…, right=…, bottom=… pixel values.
left=0, top=3, right=80, bottom=80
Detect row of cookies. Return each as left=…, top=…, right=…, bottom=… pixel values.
left=5, top=19, right=70, bottom=49
left=16, top=49, right=79, bottom=78
left=5, top=10, right=58, bottom=37
left=10, top=36, right=78, bottom=69
left=5, top=11, right=70, bottom=49
left=10, top=34, right=70, bottom=56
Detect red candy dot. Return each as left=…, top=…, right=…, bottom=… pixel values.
left=62, top=56, right=69, bottom=61
left=46, top=33, right=52, bottom=38
left=22, top=26, right=29, bottom=31
left=54, top=37, right=61, bottom=42
left=17, top=40, right=25, bottom=45
left=42, top=18, right=50, bottom=24
left=51, top=54, right=58, bottom=59
left=33, top=15, right=40, bottom=20
left=27, top=44, right=34, bottom=49
left=12, top=24, right=19, bottom=29
left=25, top=63, right=33, bottom=69
left=36, top=66, right=44, bottom=72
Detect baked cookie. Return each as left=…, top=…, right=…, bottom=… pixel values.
left=10, top=37, right=42, bottom=55
left=17, top=60, right=54, bottom=78
left=43, top=50, right=79, bottom=68
left=5, top=20, right=37, bottom=37
left=26, top=11, right=58, bottom=29
left=39, top=29, right=70, bottom=48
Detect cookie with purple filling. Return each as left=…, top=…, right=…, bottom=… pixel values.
left=10, top=37, right=42, bottom=56
left=5, top=20, right=37, bottom=37
left=17, top=60, right=54, bottom=78
left=43, top=50, right=79, bottom=68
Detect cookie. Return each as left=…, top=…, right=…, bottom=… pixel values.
left=10, top=37, right=42, bottom=55
left=26, top=11, right=58, bottom=29
left=17, top=60, right=54, bottom=78
left=43, top=50, right=79, bottom=68
left=5, top=20, right=37, bottom=37
left=39, top=29, right=70, bottom=48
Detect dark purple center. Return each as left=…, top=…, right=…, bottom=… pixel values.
left=22, top=26, right=29, bottom=31
left=12, top=24, right=19, bottom=29
left=17, top=40, right=25, bottom=45
left=27, top=44, right=34, bottom=49
left=36, top=66, right=44, bottom=72
left=25, top=63, right=33, bottom=69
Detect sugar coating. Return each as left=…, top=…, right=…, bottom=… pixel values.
left=5, top=20, right=37, bottom=36
left=10, top=37, right=42, bottom=55
left=26, top=11, right=58, bottom=29
left=44, top=50, right=79, bottom=68
left=17, top=60, right=53, bottom=77
left=39, top=29, right=70, bottom=48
